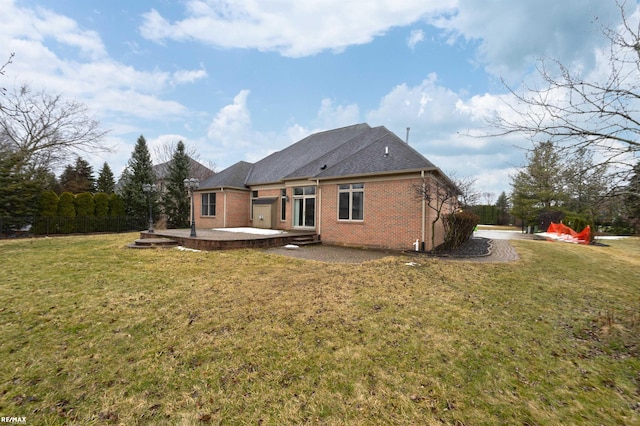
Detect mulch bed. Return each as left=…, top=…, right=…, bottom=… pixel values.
left=404, top=237, right=491, bottom=258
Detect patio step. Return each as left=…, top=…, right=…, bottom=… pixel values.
left=291, top=235, right=321, bottom=246
left=128, top=237, right=179, bottom=249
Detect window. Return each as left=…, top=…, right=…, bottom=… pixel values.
left=338, top=183, right=364, bottom=221
left=280, top=189, right=287, bottom=221
left=201, top=193, right=216, bottom=216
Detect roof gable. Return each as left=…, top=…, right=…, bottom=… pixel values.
left=245, top=123, right=371, bottom=185
left=199, top=160, right=253, bottom=189
left=153, top=156, right=214, bottom=180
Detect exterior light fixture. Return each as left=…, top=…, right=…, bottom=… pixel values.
left=142, top=183, right=157, bottom=233
left=184, top=178, right=199, bottom=237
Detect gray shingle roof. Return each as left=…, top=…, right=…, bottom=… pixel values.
left=245, top=123, right=371, bottom=185
left=315, top=128, right=436, bottom=179
left=199, top=160, right=253, bottom=189
left=153, top=156, right=214, bottom=180
left=200, top=123, right=440, bottom=190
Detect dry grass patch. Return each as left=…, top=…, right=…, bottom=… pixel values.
left=0, top=234, right=639, bottom=424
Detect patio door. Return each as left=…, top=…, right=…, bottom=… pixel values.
left=293, top=186, right=315, bottom=228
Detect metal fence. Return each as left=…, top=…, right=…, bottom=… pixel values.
left=0, top=216, right=148, bottom=239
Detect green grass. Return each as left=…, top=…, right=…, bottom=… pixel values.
left=1, top=233, right=639, bottom=425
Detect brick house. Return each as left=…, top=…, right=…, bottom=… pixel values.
left=193, top=123, right=459, bottom=251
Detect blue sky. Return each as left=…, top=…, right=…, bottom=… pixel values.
left=2, top=0, right=636, bottom=199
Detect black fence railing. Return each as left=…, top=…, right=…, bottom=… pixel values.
left=0, top=216, right=148, bottom=239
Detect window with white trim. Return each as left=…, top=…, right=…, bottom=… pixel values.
left=201, top=193, right=216, bottom=216
left=338, top=183, right=364, bottom=221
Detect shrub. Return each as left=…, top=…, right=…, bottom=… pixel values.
left=109, top=194, right=125, bottom=217
left=94, top=193, right=109, bottom=217
left=438, top=210, right=480, bottom=251
left=74, top=192, right=94, bottom=217
left=57, top=192, right=76, bottom=233
left=38, top=191, right=59, bottom=216
left=32, top=191, right=59, bottom=235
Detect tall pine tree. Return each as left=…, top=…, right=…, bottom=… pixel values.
left=59, top=157, right=95, bottom=194
left=119, top=135, right=158, bottom=220
left=96, top=162, right=115, bottom=194
left=162, top=141, right=191, bottom=228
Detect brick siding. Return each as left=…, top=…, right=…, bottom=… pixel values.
left=319, top=177, right=441, bottom=251
left=194, top=174, right=452, bottom=251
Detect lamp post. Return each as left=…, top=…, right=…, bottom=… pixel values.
left=142, top=183, right=157, bottom=233
left=184, top=178, right=199, bottom=237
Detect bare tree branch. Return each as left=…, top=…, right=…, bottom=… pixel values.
left=488, top=1, right=640, bottom=174
left=0, top=83, right=110, bottom=171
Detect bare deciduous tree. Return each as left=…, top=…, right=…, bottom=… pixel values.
left=0, top=53, right=14, bottom=97
left=153, top=140, right=216, bottom=179
left=0, top=83, right=110, bottom=171
left=414, top=173, right=461, bottom=250
left=490, top=2, right=639, bottom=176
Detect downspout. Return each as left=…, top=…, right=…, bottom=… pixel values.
left=421, top=170, right=426, bottom=251
left=316, top=179, right=321, bottom=237
left=222, top=188, right=226, bottom=228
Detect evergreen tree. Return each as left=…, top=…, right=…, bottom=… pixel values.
left=511, top=141, right=567, bottom=210
left=57, top=192, right=76, bottom=217
left=57, top=192, right=76, bottom=233
left=59, top=157, right=95, bottom=193
left=94, top=192, right=109, bottom=217
left=96, top=162, right=115, bottom=194
left=74, top=192, right=94, bottom=217
left=108, top=193, right=125, bottom=216
left=119, top=135, right=158, bottom=220
left=33, top=190, right=59, bottom=235
left=38, top=191, right=59, bottom=216
left=495, top=191, right=510, bottom=225
left=163, top=141, right=191, bottom=228
left=625, top=161, right=640, bottom=229
left=0, top=151, right=41, bottom=217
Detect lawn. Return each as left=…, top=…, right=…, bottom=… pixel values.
left=0, top=233, right=639, bottom=425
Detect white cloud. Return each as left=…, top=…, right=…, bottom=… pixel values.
left=365, top=73, right=527, bottom=195
left=172, top=67, right=208, bottom=85
left=430, top=0, right=620, bottom=79
left=314, top=98, right=360, bottom=129
left=140, top=0, right=455, bottom=57
left=0, top=0, right=200, bottom=127
left=407, top=29, right=425, bottom=49
left=0, top=1, right=106, bottom=60
left=207, top=89, right=253, bottom=148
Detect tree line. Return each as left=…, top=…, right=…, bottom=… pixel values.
left=1, top=54, right=203, bottom=235
left=488, top=2, right=640, bottom=236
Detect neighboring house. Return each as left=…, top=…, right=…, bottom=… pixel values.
left=194, top=123, right=459, bottom=250
left=153, top=156, right=215, bottom=193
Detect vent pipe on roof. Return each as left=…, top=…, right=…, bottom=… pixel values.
left=406, top=127, right=410, bottom=144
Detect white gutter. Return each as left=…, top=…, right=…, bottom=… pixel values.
left=421, top=170, right=426, bottom=250
left=222, top=187, right=227, bottom=228
left=316, top=179, right=321, bottom=236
